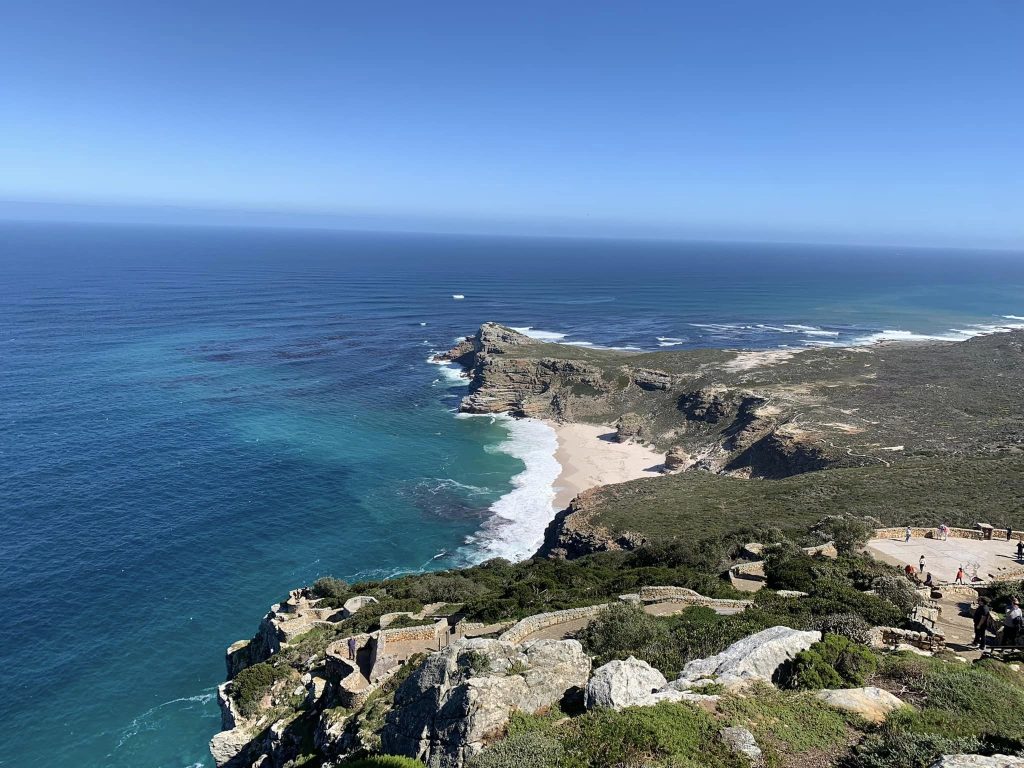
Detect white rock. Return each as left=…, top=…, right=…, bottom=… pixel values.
left=720, top=726, right=763, bottom=764
left=209, top=727, right=252, bottom=767
left=585, top=657, right=668, bottom=710
left=676, top=626, right=821, bottom=688
left=930, top=756, right=1024, bottom=768
left=381, top=638, right=591, bottom=767
left=816, top=687, right=908, bottom=723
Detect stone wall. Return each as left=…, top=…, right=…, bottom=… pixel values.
left=637, top=586, right=753, bottom=611
left=874, top=526, right=1024, bottom=542
left=868, top=626, right=946, bottom=653
left=498, top=605, right=609, bottom=644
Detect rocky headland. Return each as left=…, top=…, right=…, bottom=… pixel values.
left=209, top=323, right=1024, bottom=768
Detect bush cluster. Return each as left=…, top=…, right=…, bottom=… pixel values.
left=779, top=634, right=878, bottom=690
left=232, top=662, right=288, bottom=718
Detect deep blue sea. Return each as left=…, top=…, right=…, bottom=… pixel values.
left=2, top=222, right=1023, bottom=767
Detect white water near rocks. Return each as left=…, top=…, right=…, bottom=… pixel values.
left=458, top=413, right=560, bottom=562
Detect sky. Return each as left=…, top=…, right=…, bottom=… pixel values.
left=1, top=1, right=1022, bottom=247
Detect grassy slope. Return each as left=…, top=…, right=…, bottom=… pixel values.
left=587, top=454, right=1024, bottom=542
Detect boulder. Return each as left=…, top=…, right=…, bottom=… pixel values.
left=930, top=757, right=1024, bottom=768
left=615, top=413, right=645, bottom=443
left=209, top=727, right=252, bottom=767
left=720, top=726, right=763, bottom=764
left=585, top=657, right=669, bottom=710
left=664, top=446, right=691, bottom=472
left=815, top=687, right=908, bottom=723
left=674, top=626, right=821, bottom=689
left=381, top=638, right=590, bottom=768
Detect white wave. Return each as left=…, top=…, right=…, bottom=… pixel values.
left=114, top=690, right=217, bottom=751
left=851, top=319, right=1024, bottom=346
left=656, top=336, right=684, bottom=347
left=1004, top=315, right=1024, bottom=321
left=429, top=478, right=490, bottom=495
left=419, top=322, right=428, bottom=326
left=511, top=326, right=568, bottom=342
left=426, top=355, right=469, bottom=384
left=457, top=414, right=559, bottom=563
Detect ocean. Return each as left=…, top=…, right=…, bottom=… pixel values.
left=2, top=221, right=1023, bottom=767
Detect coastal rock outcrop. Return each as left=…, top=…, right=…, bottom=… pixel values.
left=664, top=445, right=691, bottom=471
left=380, top=638, right=590, bottom=768
left=584, top=656, right=668, bottom=710
left=673, top=626, right=821, bottom=690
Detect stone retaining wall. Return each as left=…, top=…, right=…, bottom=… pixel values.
left=868, top=626, right=946, bottom=653
left=875, top=526, right=1024, bottom=542
left=498, top=605, right=608, bottom=644
left=637, top=586, right=753, bottom=611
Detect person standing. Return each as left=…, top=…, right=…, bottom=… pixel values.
left=955, top=567, right=965, bottom=585
left=973, top=597, right=992, bottom=650
left=1002, top=598, right=1023, bottom=648
left=919, top=555, right=926, bottom=574
left=347, top=636, right=357, bottom=660
left=1016, top=539, right=1023, bottom=562
left=905, top=526, right=912, bottom=543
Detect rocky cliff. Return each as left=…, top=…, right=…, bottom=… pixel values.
left=439, top=324, right=1024, bottom=483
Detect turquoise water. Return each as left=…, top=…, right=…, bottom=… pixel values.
left=1, top=222, right=1023, bottom=767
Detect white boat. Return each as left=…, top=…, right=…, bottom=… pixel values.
left=452, top=294, right=465, bottom=300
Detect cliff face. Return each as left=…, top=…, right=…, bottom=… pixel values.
left=437, top=324, right=1024, bottom=558
left=440, top=323, right=1024, bottom=481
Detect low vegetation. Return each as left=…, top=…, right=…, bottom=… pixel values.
left=586, top=455, right=1024, bottom=545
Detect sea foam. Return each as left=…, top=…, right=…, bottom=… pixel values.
left=458, top=414, right=559, bottom=563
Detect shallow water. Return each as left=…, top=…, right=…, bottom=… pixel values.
left=1, top=222, right=1022, bottom=767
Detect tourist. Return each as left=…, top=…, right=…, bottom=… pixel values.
left=941, top=524, right=949, bottom=541
left=905, top=526, right=912, bottom=542
left=955, top=567, right=965, bottom=585
left=919, top=555, right=926, bottom=573
left=347, top=636, right=357, bottom=660
left=1016, top=539, right=1023, bottom=562
left=924, top=572, right=934, bottom=587
left=904, top=564, right=915, bottom=578
left=973, top=597, right=991, bottom=650
left=1002, top=598, right=1023, bottom=648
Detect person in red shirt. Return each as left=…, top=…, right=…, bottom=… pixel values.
left=955, top=567, right=965, bottom=584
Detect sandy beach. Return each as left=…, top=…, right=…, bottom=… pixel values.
left=548, top=421, right=665, bottom=508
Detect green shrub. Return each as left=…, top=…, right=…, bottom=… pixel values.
left=718, top=684, right=853, bottom=758
left=557, top=701, right=729, bottom=768
left=870, top=574, right=921, bottom=617
left=468, top=731, right=563, bottom=768
left=764, top=548, right=818, bottom=592
left=576, top=603, right=677, bottom=671
left=460, top=650, right=492, bottom=678
left=779, top=634, right=878, bottom=690
left=873, top=655, right=1024, bottom=741
left=312, top=576, right=350, bottom=600
left=343, top=758, right=426, bottom=768
left=842, top=728, right=983, bottom=768
left=814, top=516, right=874, bottom=556
left=818, top=613, right=872, bottom=644
left=232, top=662, right=288, bottom=718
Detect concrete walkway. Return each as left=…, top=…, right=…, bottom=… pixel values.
left=866, top=536, right=1024, bottom=584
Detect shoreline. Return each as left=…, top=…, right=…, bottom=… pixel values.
left=547, top=421, right=665, bottom=509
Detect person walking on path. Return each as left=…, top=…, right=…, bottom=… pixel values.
left=955, top=567, right=965, bottom=585
left=973, top=597, right=992, bottom=650
left=1002, top=598, right=1023, bottom=648
left=919, top=555, right=926, bottom=574
left=905, top=526, right=912, bottom=543
left=1016, top=539, right=1023, bottom=562
left=347, top=636, right=357, bottom=660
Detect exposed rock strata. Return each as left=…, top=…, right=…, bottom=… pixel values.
left=380, top=638, right=590, bottom=768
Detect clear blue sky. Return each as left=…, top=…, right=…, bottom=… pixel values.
left=2, top=1, right=1022, bottom=247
